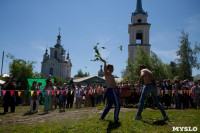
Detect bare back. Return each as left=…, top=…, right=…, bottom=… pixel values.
left=141, top=69, right=155, bottom=85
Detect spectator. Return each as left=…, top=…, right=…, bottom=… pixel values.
left=43, top=80, right=53, bottom=114
left=75, top=84, right=82, bottom=108
left=97, top=84, right=103, bottom=106
left=84, top=83, right=92, bottom=107
left=60, top=83, right=67, bottom=112
left=191, top=81, right=200, bottom=109
left=66, top=82, right=74, bottom=108
left=3, top=77, right=16, bottom=114
left=173, top=83, right=181, bottom=109
left=165, top=79, right=172, bottom=109
left=30, top=81, right=39, bottom=113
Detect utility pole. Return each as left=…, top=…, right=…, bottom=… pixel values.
left=1, top=51, right=4, bottom=76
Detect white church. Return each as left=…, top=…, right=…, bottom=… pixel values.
left=41, top=31, right=72, bottom=79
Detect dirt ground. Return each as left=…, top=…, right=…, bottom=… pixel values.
left=0, top=107, right=137, bottom=127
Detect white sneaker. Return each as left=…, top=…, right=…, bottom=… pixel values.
left=163, top=115, right=169, bottom=121
left=133, top=115, right=142, bottom=120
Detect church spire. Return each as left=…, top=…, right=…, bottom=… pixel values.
left=133, top=0, right=147, bottom=16
left=136, top=0, right=143, bottom=13
left=45, top=48, right=48, bottom=55
left=54, top=28, right=62, bottom=48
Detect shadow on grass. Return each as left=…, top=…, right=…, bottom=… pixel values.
left=38, top=112, right=48, bottom=115
left=0, top=112, right=6, bottom=115
left=142, top=120, right=168, bottom=126
left=23, top=111, right=38, bottom=116
left=107, top=120, right=121, bottom=133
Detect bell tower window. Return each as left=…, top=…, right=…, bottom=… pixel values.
left=136, top=30, right=143, bottom=44
left=138, top=19, right=141, bottom=23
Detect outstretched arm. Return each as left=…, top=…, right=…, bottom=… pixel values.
left=100, top=57, right=108, bottom=75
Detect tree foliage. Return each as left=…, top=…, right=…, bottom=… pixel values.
left=123, top=30, right=200, bottom=82
left=52, top=75, right=69, bottom=85
left=176, top=30, right=200, bottom=80
left=8, top=58, right=36, bottom=89
left=74, top=69, right=90, bottom=78
left=123, top=46, right=168, bottom=82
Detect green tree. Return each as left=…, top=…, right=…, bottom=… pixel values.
left=9, top=59, right=36, bottom=89
left=176, top=30, right=200, bottom=81
left=74, top=69, right=90, bottom=78
left=123, top=46, right=168, bottom=82
left=32, top=72, right=45, bottom=78
left=150, top=52, right=168, bottom=81
left=166, top=61, right=179, bottom=81
left=52, top=75, right=69, bottom=85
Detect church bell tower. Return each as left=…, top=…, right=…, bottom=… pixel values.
left=128, top=0, right=151, bottom=64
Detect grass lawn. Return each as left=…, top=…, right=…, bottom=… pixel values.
left=0, top=105, right=199, bottom=133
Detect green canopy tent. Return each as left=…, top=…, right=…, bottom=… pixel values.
left=27, top=78, right=54, bottom=91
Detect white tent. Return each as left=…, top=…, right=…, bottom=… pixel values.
left=0, top=79, right=5, bottom=85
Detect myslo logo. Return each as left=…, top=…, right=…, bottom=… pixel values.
left=172, top=127, right=198, bottom=132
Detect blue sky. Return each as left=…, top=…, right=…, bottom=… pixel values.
left=0, top=0, right=200, bottom=78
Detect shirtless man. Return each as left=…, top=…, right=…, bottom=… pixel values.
left=99, top=57, right=120, bottom=123
left=133, top=65, right=169, bottom=121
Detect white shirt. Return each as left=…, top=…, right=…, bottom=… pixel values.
left=75, top=87, right=82, bottom=98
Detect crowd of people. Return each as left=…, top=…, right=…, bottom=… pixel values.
left=1, top=76, right=200, bottom=115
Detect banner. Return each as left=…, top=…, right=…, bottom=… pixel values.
left=1, top=89, right=199, bottom=97
left=27, top=78, right=54, bottom=91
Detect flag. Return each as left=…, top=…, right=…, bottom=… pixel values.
left=52, top=91, right=55, bottom=95
left=18, top=91, right=21, bottom=96
left=37, top=91, right=40, bottom=96
left=10, top=91, right=14, bottom=97
left=189, top=90, right=191, bottom=96
left=31, top=91, right=34, bottom=96
left=3, top=91, right=6, bottom=96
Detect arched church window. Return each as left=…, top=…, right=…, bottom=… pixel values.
left=50, top=67, right=53, bottom=75
left=54, top=50, right=57, bottom=58
left=136, top=30, right=143, bottom=44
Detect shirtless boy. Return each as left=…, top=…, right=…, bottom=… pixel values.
left=134, top=65, right=169, bottom=121
left=99, top=57, right=120, bottom=123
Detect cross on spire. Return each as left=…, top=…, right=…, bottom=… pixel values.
left=59, top=27, right=61, bottom=36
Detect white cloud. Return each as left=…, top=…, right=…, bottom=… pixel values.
left=29, top=41, right=47, bottom=51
